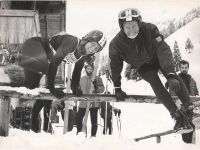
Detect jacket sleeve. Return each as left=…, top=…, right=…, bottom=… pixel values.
left=169, top=88, right=177, bottom=96
left=47, top=46, right=66, bottom=89
left=109, top=42, right=123, bottom=87
left=71, top=56, right=85, bottom=90
left=48, top=36, right=77, bottom=89
left=193, top=79, right=199, bottom=96
left=95, top=77, right=105, bottom=93
left=151, top=24, right=175, bottom=75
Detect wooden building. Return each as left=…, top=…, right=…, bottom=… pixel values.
left=0, top=0, right=66, bottom=41
left=0, top=0, right=67, bottom=86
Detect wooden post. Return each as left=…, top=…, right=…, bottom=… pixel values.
left=63, top=64, right=72, bottom=134
left=0, top=96, right=11, bottom=136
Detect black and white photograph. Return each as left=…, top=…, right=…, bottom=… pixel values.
left=0, top=0, right=200, bottom=149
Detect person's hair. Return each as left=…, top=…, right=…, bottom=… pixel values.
left=179, top=60, right=189, bottom=68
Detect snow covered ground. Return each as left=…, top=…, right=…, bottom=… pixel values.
left=0, top=103, right=200, bottom=150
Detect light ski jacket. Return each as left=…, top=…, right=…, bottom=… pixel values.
left=78, top=75, right=105, bottom=108
left=109, top=22, right=175, bottom=87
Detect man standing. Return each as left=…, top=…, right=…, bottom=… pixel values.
left=109, top=8, right=194, bottom=134
left=19, top=30, right=106, bottom=133
left=169, top=60, right=199, bottom=143
left=76, top=63, right=105, bottom=137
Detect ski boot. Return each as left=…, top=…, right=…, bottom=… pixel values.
left=171, top=108, right=193, bottom=134
left=183, top=104, right=200, bottom=130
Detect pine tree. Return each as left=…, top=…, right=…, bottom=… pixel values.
left=185, top=37, right=194, bottom=53
left=173, top=40, right=182, bottom=72
left=125, top=64, right=131, bottom=80
left=124, top=64, right=142, bottom=81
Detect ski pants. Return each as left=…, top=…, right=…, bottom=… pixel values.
left=77, top=107, right=99, bottom=136
left=137, top=62, right=191, bottom=115
left=31, top=100, right=51, bottom=133
left=19, top=37, right=50, bottom=74
left=103, top=113, right=112, bottom=135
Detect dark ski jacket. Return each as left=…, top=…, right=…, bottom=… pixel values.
left=19, top=33, right=93, bottom=90
left=109, top=22, right=175, bottom=87
left=169, top=73, right=199, bottom=96
left=48, top=33, right=94, bottom=90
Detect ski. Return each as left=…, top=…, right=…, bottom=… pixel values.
left=134, top=129, right=176, bottom=143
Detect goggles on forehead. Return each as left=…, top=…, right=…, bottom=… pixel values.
left=118, top=8, right=140, bottom=21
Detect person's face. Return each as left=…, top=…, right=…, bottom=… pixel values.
left=123, top=21, right=139, bottom=39
left=84, top=41, right=100, bottom=55
left=180, top=64, right=189, bottom=74
left=85, top=66, right=94, bottom=75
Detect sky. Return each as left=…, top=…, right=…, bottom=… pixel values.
left=66, top=0, right=200, bottom=37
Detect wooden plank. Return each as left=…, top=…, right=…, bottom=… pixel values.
left=34, top=12, right=41, bottom=37
left=0, top=87, right=200, bottom=103
left=46, top=14, right=62, bottom=37
left=0, top=96, right=11, bottom=136
left=0, top=9, right=37, bottom=17
left=0, top=10, right=40, bottom=44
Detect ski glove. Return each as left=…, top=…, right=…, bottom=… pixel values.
left=115, top=88, right=127, bottom=101
left=72, top=87, right=83, bottom=97
left=92, top=79, right=98, bottom=92
left=50, top=88, right=65, bottom=99
left=167, top=74, right=180, bottom=92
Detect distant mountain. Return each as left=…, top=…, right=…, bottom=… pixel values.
left=158, top=7, right=200, bottom=38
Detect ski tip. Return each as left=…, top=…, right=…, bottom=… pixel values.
left=134, top=138, right=139, bottom=142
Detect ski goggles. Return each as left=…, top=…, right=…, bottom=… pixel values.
left=118, top=8, right=140, bottom=21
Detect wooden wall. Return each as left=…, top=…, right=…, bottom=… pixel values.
left=0, top=10, right=40, bottom=44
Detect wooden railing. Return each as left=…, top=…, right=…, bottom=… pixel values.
left=0, top=86, right=200, bottom=136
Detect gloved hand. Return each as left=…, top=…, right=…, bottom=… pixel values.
left=114, top=108, right=121, bottom=117
left=92, top=79, right=98, bottom=92
left=72, top=87, right=83, bottom=97
left=165, top=82, right=169, bottom=89
left=167, top=78, right=180, bottom=92
left=115, top=88, right=126, bottom=101
left=52, top=100, right=65, bottom=111
left=50, top=88, right=65, bottom=99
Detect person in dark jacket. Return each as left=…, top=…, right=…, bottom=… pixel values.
left=169, top=60, right=199, bottom=143
left=19, top=30, right=106, bottom=133
left=109, top=8, right=194, bottom=133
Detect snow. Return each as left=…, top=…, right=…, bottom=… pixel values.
left=1, top=103, right=200, bottom=150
